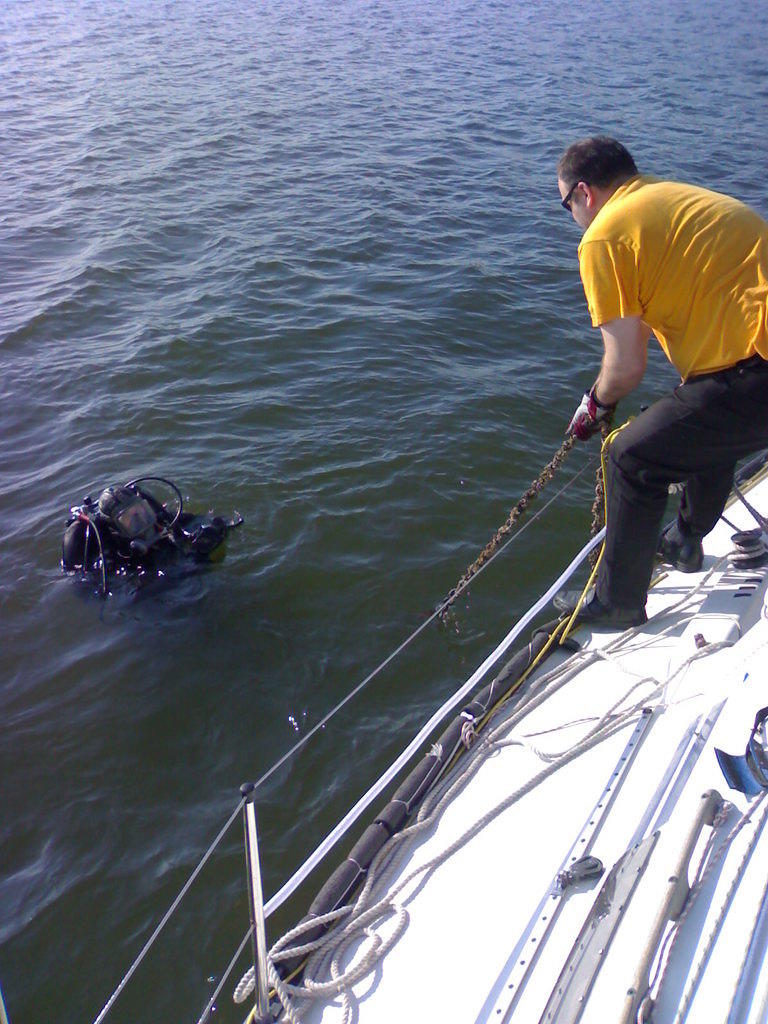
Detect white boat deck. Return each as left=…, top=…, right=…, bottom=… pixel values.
left=284, top=473, right=768, bottom=1024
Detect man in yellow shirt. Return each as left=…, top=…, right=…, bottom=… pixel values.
left=554, top=136, right=768, bottom=626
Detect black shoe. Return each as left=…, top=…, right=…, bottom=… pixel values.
left=658, top=522, right=704, bottom=572
left=553, top=587, right=647, bottom=628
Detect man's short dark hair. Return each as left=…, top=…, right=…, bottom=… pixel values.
left=557, top=136, right=638, bottom=189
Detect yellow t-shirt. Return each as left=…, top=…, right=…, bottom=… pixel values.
left=578, top=175, right=768, bottom=379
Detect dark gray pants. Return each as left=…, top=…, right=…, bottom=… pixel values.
left=596, top=355, right=768, bottom=610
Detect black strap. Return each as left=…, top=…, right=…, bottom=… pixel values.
left=746, top=706, right=768, bottom=789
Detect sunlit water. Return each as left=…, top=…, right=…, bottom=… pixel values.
left=2, top=1, right=767, bottom=1020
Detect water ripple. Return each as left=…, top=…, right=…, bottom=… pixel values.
left=1, top=0, right=767, bottom=1020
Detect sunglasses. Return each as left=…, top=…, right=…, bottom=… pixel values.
left=561, top=181, right=583, bottom=211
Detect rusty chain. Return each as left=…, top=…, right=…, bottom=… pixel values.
left=440, top=433, right=577, bottom=614
left=440, top=422, right=613, bottom=616
left=588, top=423, right=610, bottom=567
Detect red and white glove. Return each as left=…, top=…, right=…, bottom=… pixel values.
left=567, top=385, right=616, bottom=441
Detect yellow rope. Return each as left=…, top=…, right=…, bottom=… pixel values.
left=438, top=616, right=569, bottom=777
left=241, top=958, right=309, bottom=1024
left=559, top=419, right=633, bottom=646
left=478, top=618, right=569, bottom=726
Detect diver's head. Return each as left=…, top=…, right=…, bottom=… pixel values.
left=98, top=485, right=160, bottom=542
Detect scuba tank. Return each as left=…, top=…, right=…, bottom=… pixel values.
left=61, top=477, right=243, bottom=594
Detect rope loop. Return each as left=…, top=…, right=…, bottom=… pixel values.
left=460, top=718, right=476, bottom=749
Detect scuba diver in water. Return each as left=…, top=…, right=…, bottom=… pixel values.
left=61, top=476, right=243, bottom=595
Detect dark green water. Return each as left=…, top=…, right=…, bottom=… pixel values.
left=2, top=1, right=767, bottom=1021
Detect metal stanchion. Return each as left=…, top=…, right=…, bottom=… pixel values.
left=241, top=783, right=271, bottom=1023
left=0, top=977, right=10, bottom=1024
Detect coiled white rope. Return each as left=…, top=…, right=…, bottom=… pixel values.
left=252, top=713, right=645, bottom=1017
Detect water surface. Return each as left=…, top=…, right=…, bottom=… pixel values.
left=2, top=1, right=767, bottom=1021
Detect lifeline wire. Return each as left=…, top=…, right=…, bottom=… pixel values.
left=197, top=926, right=255, bottom=1024
left=90, top=453, right=595, bottom=1024
left=91, top=799, right=246, bottom=1024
